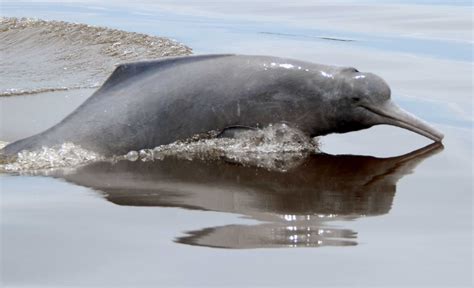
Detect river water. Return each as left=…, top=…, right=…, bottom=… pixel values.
left=0, top=1, right=472, bottom=287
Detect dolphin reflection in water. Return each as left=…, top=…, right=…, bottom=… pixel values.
left=52, top=143, right=442, bottom=249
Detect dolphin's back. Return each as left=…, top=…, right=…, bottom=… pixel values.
left=1, top=54, right=332, bottom=158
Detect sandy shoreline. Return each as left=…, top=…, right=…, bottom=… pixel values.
left=0, top=17, right=192, bottom=96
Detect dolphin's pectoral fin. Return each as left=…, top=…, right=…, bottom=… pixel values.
left=217, top=126, right=257, bottom=138
left=98, top=54, right=235, bottom=92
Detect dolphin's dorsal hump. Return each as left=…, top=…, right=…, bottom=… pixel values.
left=99, top=54, right=235, bottom=91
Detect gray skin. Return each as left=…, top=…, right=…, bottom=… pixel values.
left=1, top=54, right=444, bottom=158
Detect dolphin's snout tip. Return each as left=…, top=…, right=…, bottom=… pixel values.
left=426, top=126, right=444, bottom=143
left=410, top=123, right=444, bottom=143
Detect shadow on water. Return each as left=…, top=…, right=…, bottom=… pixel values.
left=52, top=142, right=442, bottom=249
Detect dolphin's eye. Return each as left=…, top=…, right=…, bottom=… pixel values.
left=342, top=67, right=359, bottom=73
left=351, top=97, right=361, bottom=102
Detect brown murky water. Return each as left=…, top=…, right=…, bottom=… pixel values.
left=0, top=1, right=472, bottom=287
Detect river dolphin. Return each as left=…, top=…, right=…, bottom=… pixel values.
left=1, top=54, right=444, bottom=158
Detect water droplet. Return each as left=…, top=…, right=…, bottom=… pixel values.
left=126, top=150, right=139, bottom=161
left=139, top=149, right=153, bottom=161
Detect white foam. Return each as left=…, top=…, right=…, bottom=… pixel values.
left=0, top=143, right=103, bottom=172
left=1, top=124, right=319, bottom=173
left=124, top=124, right=320, bottom=172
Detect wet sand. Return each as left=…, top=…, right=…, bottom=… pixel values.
left=1, top=1, right=472, bottom=287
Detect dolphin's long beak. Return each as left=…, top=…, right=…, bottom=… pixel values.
left=362, top=101, right=444, bottom=142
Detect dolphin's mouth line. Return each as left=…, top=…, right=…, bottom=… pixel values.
left=361, top=101, right=444, bottom=142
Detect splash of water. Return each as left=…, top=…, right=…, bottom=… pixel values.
left=124, top=124, right=320, bottom=171
left=0, top=124, right=319, bottom=172
left=0, top=143, right=104, bottom=172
